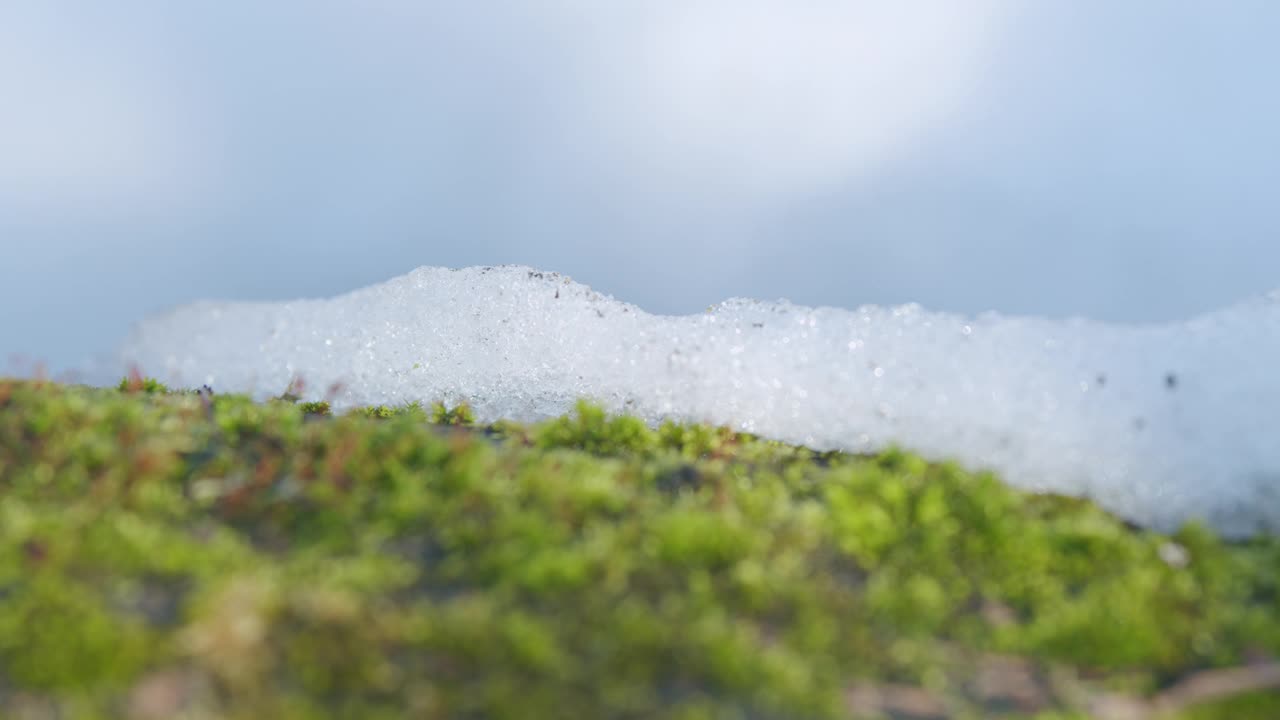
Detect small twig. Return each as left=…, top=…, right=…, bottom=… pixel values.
left=847, top=682, right=950, bottom=718
left=1149, top=662, right=1280, bottom=716
left=846, top=660, right=1280, bottom=719
left=1090, top=662, right=1280, bottom=720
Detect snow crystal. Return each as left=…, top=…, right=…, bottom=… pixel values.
left=115, top=265, right=1280, bottom=536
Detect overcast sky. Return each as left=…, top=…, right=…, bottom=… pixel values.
left=3, top=2, right=1278, bottom=376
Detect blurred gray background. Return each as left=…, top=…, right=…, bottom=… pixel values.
left=2, top=1, right=1277, bottom=377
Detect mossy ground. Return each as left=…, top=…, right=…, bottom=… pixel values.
left=0, top=377, right=1276, bottom=719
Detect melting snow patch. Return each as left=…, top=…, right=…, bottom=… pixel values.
left=116, top=265, right=1280, bottom=536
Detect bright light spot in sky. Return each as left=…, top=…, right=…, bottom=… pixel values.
left=584, top=1, right=1014, bottom=196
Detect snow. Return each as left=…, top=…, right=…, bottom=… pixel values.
left=115, top=265, right=1280, bottom=536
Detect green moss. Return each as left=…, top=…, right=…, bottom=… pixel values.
left=0, top=377, right=1277, bottom=718
left=430, top=400, right=474, bottom=426
left=350, top=400, right=467, bottom=423
left=355, top=404, right=397, bottom=420
left=299, top=400, right=332, bottom=417
left=0, top=576, right=153, bottom=690
left=537, top=399, right=657, bottom=455
left=116, top=375, right=169, bottom=394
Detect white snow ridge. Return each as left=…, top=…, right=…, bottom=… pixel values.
left=117, top=265, right=1280, bottom=536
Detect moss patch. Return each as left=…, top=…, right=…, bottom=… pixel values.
left=0, top=378, right=1276, bottom=718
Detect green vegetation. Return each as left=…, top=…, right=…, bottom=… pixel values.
left=116, top=375, right=169, bottom=395
left=299, top=400, right=332, bottom=417
left=0, top=377, right=1276, bottom=719
left=430, top=400, right=475, bottom=427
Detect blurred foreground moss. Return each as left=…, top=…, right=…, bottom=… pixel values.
left=0, top=378, right=1276, bottom=719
